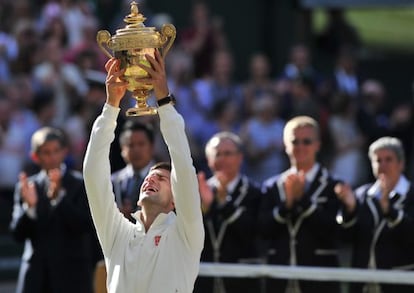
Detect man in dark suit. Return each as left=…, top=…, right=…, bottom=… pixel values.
left=335, top=136, right=414, bottom=293
left=258, top=115, right=342, bottom=293
left=10, top=127, right=96, bottom=293
left=194, top=131, right=262, bottom=293
left=111, top=120, right=156, bottom=222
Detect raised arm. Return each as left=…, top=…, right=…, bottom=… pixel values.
left=83, top=59, right=130, bottom=254
left=144, top=50, right=204, bottom=250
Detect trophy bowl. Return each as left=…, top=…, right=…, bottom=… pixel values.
left=97, top=1, right=176, bottom=116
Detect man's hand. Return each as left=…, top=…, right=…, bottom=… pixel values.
left=378, top=174, right=392, bottom=215
left=197, top=172, right=214, bottom=213
left=214, top=171, right=232, bottom=204
left=47, top=168, right=62, bottom=200
left=334, top=182, right=356, bottom=213
left=105, top=58, right=128, bottom=108
left=284, top=172, right=306, bottom=209
left=19, top=172, right=38, bottom=208
left=138, top=50, right=169, bottom=100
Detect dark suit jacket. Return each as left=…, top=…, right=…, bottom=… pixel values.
left=10, top=168, right=96, bottom=293
left=111, top=163, right=150, bottom=210
left=194, top=175, right=262, bottom=293
left=258, top=165, right=342, bottom=293
left=342, top=178, right=414, bottom=293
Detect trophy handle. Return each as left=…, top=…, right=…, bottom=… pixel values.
left=96, top=30, right=114, bottom=59
left=159, top=24, right=176, bottom=59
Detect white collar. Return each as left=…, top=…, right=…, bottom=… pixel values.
left=367, top=175, right=410, bottom=198
left=40, top=164, right=67, bottom=178
left=211, top=174, right=241, bottom=194
left=289, top=163, right=320, bottom=182
left=127, top=160, right=155, bottom=178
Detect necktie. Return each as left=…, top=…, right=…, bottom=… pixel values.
left=126, top=173, right=141, bottom=205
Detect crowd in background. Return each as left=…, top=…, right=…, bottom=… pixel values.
left=0, top=0, right=413, bottom=198
left=1, top=0, right=414, bottom=291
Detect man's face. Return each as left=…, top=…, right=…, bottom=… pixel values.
left=207, top=138, right=242, bottom=180
left=33, top=140, right=67, bottom=171
left=371, top=148, right=403, bottom=183
left=138, top=168, right=173, bottom=212
left=284, top=126, right=320, bottom=168
left=121, top=131, right=154, bottom=170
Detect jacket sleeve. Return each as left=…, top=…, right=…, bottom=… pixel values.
left=9, top=182, right=36, bottom=242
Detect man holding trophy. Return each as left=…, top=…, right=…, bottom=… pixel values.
left=83, top=45, right=204, bottom=293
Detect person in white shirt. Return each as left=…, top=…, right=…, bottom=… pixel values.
left=83, top=50, right=204, bottom=293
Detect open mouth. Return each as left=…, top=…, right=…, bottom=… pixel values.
left=143, top=184, right=158, bottom=193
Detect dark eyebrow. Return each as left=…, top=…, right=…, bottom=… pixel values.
left=154, top=173, right=170, bottom=180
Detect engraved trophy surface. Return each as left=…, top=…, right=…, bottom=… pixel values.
left=97, top=1, right=176, bottom=116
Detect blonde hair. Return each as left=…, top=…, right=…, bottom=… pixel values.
left=283, top=116, right=320, bottom=144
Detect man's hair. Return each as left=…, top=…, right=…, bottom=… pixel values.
left=31, top=127, right=67, bottom=154
left=283, top=115, right=320, bottom=143
left=119, top=120, right=155, bottom=147
left=368, top=136, right=405, bottom=163
left=150, top=161, right=171, bottom=172
left=204, top=131, right=243, bottom=157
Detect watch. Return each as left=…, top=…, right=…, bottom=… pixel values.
left=157, top=94, right=176, bottom=107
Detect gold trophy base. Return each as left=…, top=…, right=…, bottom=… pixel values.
left=126, top=94, right=157, bottom=117
left=126, top=106, right=158, bottom=116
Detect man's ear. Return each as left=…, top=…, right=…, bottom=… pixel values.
left=31, top=152, right=39, bottom=164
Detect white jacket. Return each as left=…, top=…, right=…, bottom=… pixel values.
left=83, top=103, right=204, bottom=293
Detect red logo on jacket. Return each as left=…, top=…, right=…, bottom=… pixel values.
left=154, top=235, right=161, bottom=246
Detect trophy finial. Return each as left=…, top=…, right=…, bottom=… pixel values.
left=131, top=1, right=139, bottom=15
left=124, top=1, right=146, bottom=27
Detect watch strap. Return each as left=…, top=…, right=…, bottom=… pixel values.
left=157, top=94, right=176, bottom=107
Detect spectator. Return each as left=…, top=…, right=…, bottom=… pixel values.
left=165, top=48, right=206, bottom=168
left=10, top=126, right=97, bottom=293
left=388, top=102, right=414, bottom=180
left=194, top=131, right=262, bottom=293
left=0, top=27, right=18, bottom=82
left=258, top=115, right=342, bottom=293
left=192, top=48, right=244, bottom=157
left=32, top=36, right=88, bottom=127
left=111, top=120, right=156, bottom=222
left=193, top=48, right=244, bottom=120
left=9, top=19, right=40, bottom=76
left=328, top=92, right=368, bottom=188
left=279, top=44, right=321, bottom=89
left=356, top=79, right=391, bottom=147
left=316, top=8, right=361, bottom=60
left=0, top=88, right=35, bottom=202
left=331, top=47, right=361, bottom=99
left=240, top=92, right=288, bottom=183
left=242, top=52, right=276, bottom=118
left=179, top=0, right=227, bottom=78
left=335, top=136, right=414, bottom=293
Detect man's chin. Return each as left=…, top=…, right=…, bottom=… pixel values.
left=138, top=195, right=154, bottom=205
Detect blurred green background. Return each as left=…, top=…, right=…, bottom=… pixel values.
left=313, top=7, right=414, bottom=53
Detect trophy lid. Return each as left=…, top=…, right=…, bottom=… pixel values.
left=109, top=1, right=164, bottom=50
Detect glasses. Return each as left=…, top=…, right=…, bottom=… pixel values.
left=291, top=138, right=314, bottom=146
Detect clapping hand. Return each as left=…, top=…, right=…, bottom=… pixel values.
left=378, top=174, right=391, bottom=214
left=19, top=172, right=38, bottom=208
left=334, top=182, right=356, bottom=213
left=284, top=171, right=306, bottom=209
left=47, top=168, right=62, bottom=200
left=197, top=171, right=214, bottom=213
